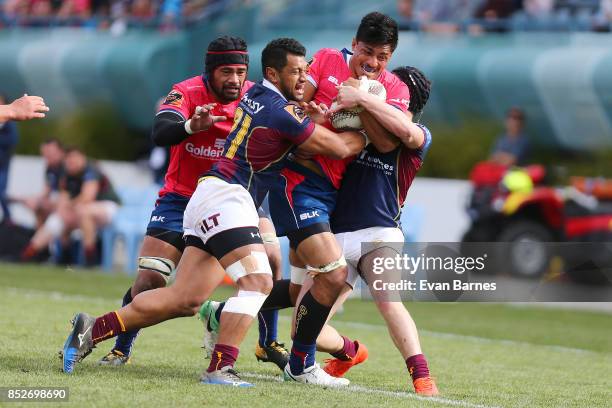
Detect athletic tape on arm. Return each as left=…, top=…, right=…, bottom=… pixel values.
left=225, top=251, right=272, bottom=282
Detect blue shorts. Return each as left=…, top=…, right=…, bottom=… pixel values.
left=269, top=163, right=337, bottom=237
left=146, top=192, right=190, bottom=234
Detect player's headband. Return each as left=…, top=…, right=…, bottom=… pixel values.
left=205, top=50, right=249, bottom=75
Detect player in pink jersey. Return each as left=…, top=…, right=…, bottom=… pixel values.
left=96, top=36, right=288, bottom=371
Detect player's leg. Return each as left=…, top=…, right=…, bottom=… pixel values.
left=359, top=246, right=438, bottom=396
left=99, top=194, right=186, bottom=365
left=21, top=200, right=78, bottom=260
left=253, top=214, right=289, bottom=369
left=284, top=226, right=350, bottom=387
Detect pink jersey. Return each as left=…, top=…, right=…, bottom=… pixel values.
left=306, top=48, right=411, bottom=189
left=157, top=75, right=255, bottom=197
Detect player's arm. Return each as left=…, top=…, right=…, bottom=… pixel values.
left=74, top=180, right=99, bottom=205
left=298, top=124, right=365, bottom=159
left=302, top=81, right=317, bottom=103
left=151, top=104, right=226, bottom=147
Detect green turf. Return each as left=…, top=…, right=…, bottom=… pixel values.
left=1, top=263, right=611, bottom=408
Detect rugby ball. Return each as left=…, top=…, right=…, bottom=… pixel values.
left=330, top=77, right=387, bottom=131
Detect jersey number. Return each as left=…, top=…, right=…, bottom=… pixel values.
left=225, top=107, right=252, bottom=159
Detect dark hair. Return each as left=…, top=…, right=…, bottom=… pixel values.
left=205, top=36, right=249, bottom=77
left=261, top=38, right=306, bottom=77
left=356, top=12, right=399, bottom=52
left=392, top=66, right=432, bottom=115
left=42, top=137, right=64, bottom=149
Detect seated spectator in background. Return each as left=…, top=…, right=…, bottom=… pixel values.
left=16, top=138, right=65, bottom=228
left=21, top=147, right=120, bottom=265
left=523, top=0, right=554, bottom=18
left=594, top=0, right=612, bottom=31
left=490, top=107, right=530, bottom=167
left=413, top=0, right=482, bottom=32
left=0, top=93, right=19, bottom=225
left=473, top=0, right=521, bottom=32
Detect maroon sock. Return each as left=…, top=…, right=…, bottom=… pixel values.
left=406, top=353, right=430, bottom=380
left=92, top=311, right=125, bottom=344
left=330, top=336, right=358, bottom=361
left=207, top=344, right=239, bottom=373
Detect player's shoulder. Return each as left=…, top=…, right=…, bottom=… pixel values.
left=312, top=48, right=346, bottom=64
left=173, top=75, right=205, bottom=90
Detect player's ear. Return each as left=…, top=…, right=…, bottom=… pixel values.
left=265, top=66, right=280, bottom=84
left=351, top=38, right=357, bottom=51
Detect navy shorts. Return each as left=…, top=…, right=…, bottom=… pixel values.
left=269, top=163, right=337, bottom=237
left=146, top=192, right=190, bottom=234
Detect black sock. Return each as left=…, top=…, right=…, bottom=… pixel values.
left=293, top=290, right=332, bottom=344
left=260, top=279, right=293, bottom=311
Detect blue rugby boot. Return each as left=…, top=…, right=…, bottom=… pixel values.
left=62, top=312, right=95, bottom=373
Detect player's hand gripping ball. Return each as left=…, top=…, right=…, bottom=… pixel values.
left=330, top=77, right=386, bottom=131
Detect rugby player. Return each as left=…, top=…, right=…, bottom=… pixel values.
left=60, top=38, right=364, bottom=387
left=201, top=12, right=411, bottom=385
left=318, top=65, right=438, bottom=396
left=95, top=36, right=287, bottom=370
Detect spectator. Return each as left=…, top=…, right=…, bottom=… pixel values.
left=16, top=138, right=65, bottom=228
left=413, top=0, right=483, bottom=32
left=490, top=107, right=530, bottom=167
left=594, top=0, right=612, bottom=31
left=473, top=0, right=521, bottom=32
left=21, top=147, right=120, bottom=265
left=0, top=93, right=19, bottom=225
left=523, top=0, right=555, bottom=18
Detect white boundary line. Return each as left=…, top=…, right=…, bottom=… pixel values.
left=241, top=372, right=500, bottom=408
left=3, top=287, right=602, bottom=355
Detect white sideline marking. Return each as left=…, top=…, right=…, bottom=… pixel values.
left=241, top=372, right=499, bottom=408
left=3, top=287, right=599, bottom=355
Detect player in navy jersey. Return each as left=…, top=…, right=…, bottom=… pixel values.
left=60, top=38, right=364, bottom=387
left=316, top=66, right=438, bottom=396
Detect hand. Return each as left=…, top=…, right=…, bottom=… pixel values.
left=189, top=103, right=227, bottom=132
left=329, top=85, right=366, bottom=113
left=8, top=94, right=49, bottom=120
left=341, top=77, right=361, bottom=89
left=300, top=101, right=328, bottom=125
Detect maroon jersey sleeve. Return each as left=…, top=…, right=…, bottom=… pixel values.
left=158, top=83, right=193, bottom=120
left=274, top=103, right=315, bottom=145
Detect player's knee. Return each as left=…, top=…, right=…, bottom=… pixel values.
left=228, top=250, right=273, bottom=294
left=132, top=270, right=166, bottom=294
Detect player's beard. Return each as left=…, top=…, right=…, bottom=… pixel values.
left=279, top=81, right=303, bottom=102
left=209, top=81, right=242, bottom=104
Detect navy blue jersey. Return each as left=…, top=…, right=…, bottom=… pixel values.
left=207, top=80, right=315, bottom=207
left=331, top=125, right=432, bottom=233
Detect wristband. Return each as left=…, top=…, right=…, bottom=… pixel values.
left=184, top=119, right=194, bottom=135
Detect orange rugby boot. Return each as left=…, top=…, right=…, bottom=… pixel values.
left=323, top=341, right=368, bottom=378
left=413, top=376, right=439, bottom=396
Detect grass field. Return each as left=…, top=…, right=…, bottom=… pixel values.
left=1, top=263, right=611, bottom=408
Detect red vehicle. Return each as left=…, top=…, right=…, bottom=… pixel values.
left=462, top=161, right=612, bottom=284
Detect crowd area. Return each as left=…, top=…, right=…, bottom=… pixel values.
left=1, top=0, right=611, bottom=32
left=0, top=0, right=231, bottom=32
left=397, top=0, right=612, bottom=32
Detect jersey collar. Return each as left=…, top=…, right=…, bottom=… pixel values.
left=262, top=79, right=287, bottom=101
left=341, top=48, right=353, bottom=66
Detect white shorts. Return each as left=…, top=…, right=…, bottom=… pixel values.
left=183, top=177, right=260, bottom=245
left=335, top=226, right=405, bottom=288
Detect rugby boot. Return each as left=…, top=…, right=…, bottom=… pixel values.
left=200, top=366, right=253, bottom=387
left=198, top=300, right=220, bottom=358
left=284, top=363, right=350, bottom=387
left=413, top=376, right=439, bottom=396
left=255, top=341, right=289, bottom=371
left=98, top=349, right=131, bottom=366
left=62, top=312, right=95, bottom=373
left=323, top=340, right=368, bottom=378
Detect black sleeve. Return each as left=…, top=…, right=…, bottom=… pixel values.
left=151, top=111, right=191, bottom=147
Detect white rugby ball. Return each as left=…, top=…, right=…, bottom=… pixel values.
left=330, top=77, right=387, bottom=131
